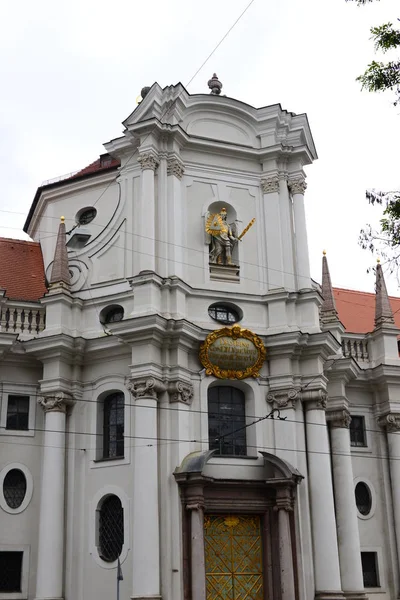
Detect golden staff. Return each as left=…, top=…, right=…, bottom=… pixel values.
left=238, top=218, right=255, bottom=241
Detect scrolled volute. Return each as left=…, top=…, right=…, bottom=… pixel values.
left=127, top=376, right=166, bottom=400
left=38, top=392, right=74, bottom=413
left=168, top=380, right=194, bottom=405
left=326, top=409, right=351, bottom=429
left=266, top=388, right=300, bottom=409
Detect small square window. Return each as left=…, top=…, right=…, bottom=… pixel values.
left=350, top=415, right=367, bottom=447
left=361, top=551, right=379, bottom=587
left=6, top=396, right=30, bottom=431
left=0, top=551, right=23, bottom=592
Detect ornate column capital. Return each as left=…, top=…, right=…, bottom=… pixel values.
left=326, top=408, right=351, bottom=429
left=378, top=413, right=400, bottom=433
left=288, top=177, right=307, bottom=195
left=302, top=388, right=328, bottom=411
left=266, top=388, right=300, bottom=410
left=261, top=175, right=279, bottom=194
left=137, top=151, right=160, bottom=172
left=127, top=376, right=166, bottom=400
left=38, top=392, right=74, bottom=413
left=167, top=157, right=185, bottom=180
left=168, top=380, right=194, bottom=405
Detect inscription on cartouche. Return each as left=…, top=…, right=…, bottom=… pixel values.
left=207, top=337, right=259, bottom=371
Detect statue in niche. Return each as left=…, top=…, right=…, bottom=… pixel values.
left=205, top=207, right=255, bottom=267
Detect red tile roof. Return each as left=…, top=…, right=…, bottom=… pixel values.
left=68, top=155, right=120, bottom=180
left=333, top=287, right=400, bottom=334
left=0, top=238, right=47, bottom=301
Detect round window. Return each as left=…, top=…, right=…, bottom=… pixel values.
left=77, top=207, right=97, bottom=225
left=208, top=303, right=242, bottom=325
left=98, top=495, right=124, bottom=562
left=355, top=482, right=372, bottom=516
left=3, top=469, right=27, bottom=509
left=100, top=305, right=124, bottom=325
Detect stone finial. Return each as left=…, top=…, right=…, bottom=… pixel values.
left=320, top=251, right=339, bottom=324
left=207, top=73, right=222, bottom=95
left=374, top=260, right=395, bottom=327
left=49, top=217, right=71, bottom=288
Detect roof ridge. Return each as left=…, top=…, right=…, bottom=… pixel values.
left=0, top=237, right=40, bottom=245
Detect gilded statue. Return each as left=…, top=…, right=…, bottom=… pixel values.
left=205, top=207, right=255, bottom=267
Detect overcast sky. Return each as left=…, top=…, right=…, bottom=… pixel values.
left=1, top=0, right=399, bottom=294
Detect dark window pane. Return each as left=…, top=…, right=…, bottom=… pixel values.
left=6, top=396, right=29, bottom=431
left=208, top=304, right=239, bottom=325
left=208, top=386, right=246, bottom=456
left=355, top=482, right=372, bottom=516
left=78, top=208, right=97, bottom=225
left=99, top=495, right=124, bottom=562
left=3, top=469, right=27, bottom=509
left=0, top=551, right=23, bottom=592
left=103, top=393, right=124, bottom=458
left=350, top=416, right=367, bottom=447
left=361, top=552, right=379, bottom=587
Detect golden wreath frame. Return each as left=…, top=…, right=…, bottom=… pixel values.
left=199, top=325, right=266, bottom=380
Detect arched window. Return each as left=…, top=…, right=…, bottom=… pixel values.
left=98, top=495, right=124, bottom=562
left=3, top=469, right=27, bottom=509
left=208, top=386, right=246, bottom=456
left=103, top=393, right=124, bottom=459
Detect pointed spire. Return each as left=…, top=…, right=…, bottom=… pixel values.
left=320, top=250, right=339, bottom=323
left=49, top=216, right=71, bottom=288
left=375, top=258, right=394, bottom=327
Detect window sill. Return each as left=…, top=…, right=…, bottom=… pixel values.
left=0, top=429, right=34, bottom=438
left=94, top=456, right=125, bottom=463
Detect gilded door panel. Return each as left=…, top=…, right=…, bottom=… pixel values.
left=204, top=515, right=264, bottom=600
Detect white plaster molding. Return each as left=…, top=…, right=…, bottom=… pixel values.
left=354, top=477, right=377, bottom=521
left=0, top=463, right=33, bottom=515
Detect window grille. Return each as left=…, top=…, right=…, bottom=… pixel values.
left=350, top=415, right=367, bottom=447
left=355, top=482, right=372, bottom=516
left=99, top=495, right=124, bottom=562
left=103, top=393, right=124, bottom=458
left=361, top=552, right=379, bottom=587
left=6, top=395, right=29, bottom=430
left=208, top=304, right=239, bottom=325
left=208, top=386, right=246, bottom=456
left=77, top=207, right=97, bottom=225
left=0, top=551, right=23, bottom=592
left=3, top=469, right=27, bottom=509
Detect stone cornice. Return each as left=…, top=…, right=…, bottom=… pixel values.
left=22, top=333, right=86, bottom=363
left=127, top=376, right=166, bottom=400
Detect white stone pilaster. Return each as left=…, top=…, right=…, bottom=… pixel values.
left=304, top=392, right=344, bottom=599
left=379, top=413, right=400, bottom=582
left=128, top=376, right=165, bottom=600
left=275, top=490, right=296, bottom=600
left=261, top=176, right=284, bottom=290
left=35, top=392, right=73, bottom=600
left=187, top=502, right=206, bottom=600
left=327, top=410, right=366, bottom=599
left=288, top=177, right=311, bottom=290
left=137, top=151, right=159, bottom=273
left=167, top=156, right=185, bottom=278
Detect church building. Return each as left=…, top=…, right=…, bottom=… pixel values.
left=1, top=75, right=400, bottom=600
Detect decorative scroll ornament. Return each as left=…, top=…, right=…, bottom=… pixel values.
left=199, top=325, right=266, bottom=380
left=326, top=409, right=352, bottom=429
left=168, top=380, right=194, bottom=404
left=302, top=388, right=328, bottom=410
left=38, top=392, right=74, bottom=413
left=167, top=157, right=185, bottom=180
left=261, top=176, right=279, bottom=194
left=379, top=413, right=400, bottom=433
left=137, top=152, right=160, bottom=172
left=267, top=388, right=300, bottom=409
left=288, top=178, right=307, bottom=195
left=127, top=377, right=166, bottom=399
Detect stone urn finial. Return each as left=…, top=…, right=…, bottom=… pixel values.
left=208, top=73, right=222, bottom=95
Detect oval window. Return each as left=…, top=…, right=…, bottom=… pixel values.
left=355, top=482, right=372, bottom=516
left=3, top=469, right=27, bottom=509
left=99, top=495, right=124, bottom=562
left=77, top=207, right=97, bottom=225
left=208, top=303, right=242, bottom=325
left=100, top=305, right=124, bottom=325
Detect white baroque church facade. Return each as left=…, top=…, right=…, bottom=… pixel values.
left=1, top=77, right=400, bottom=600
